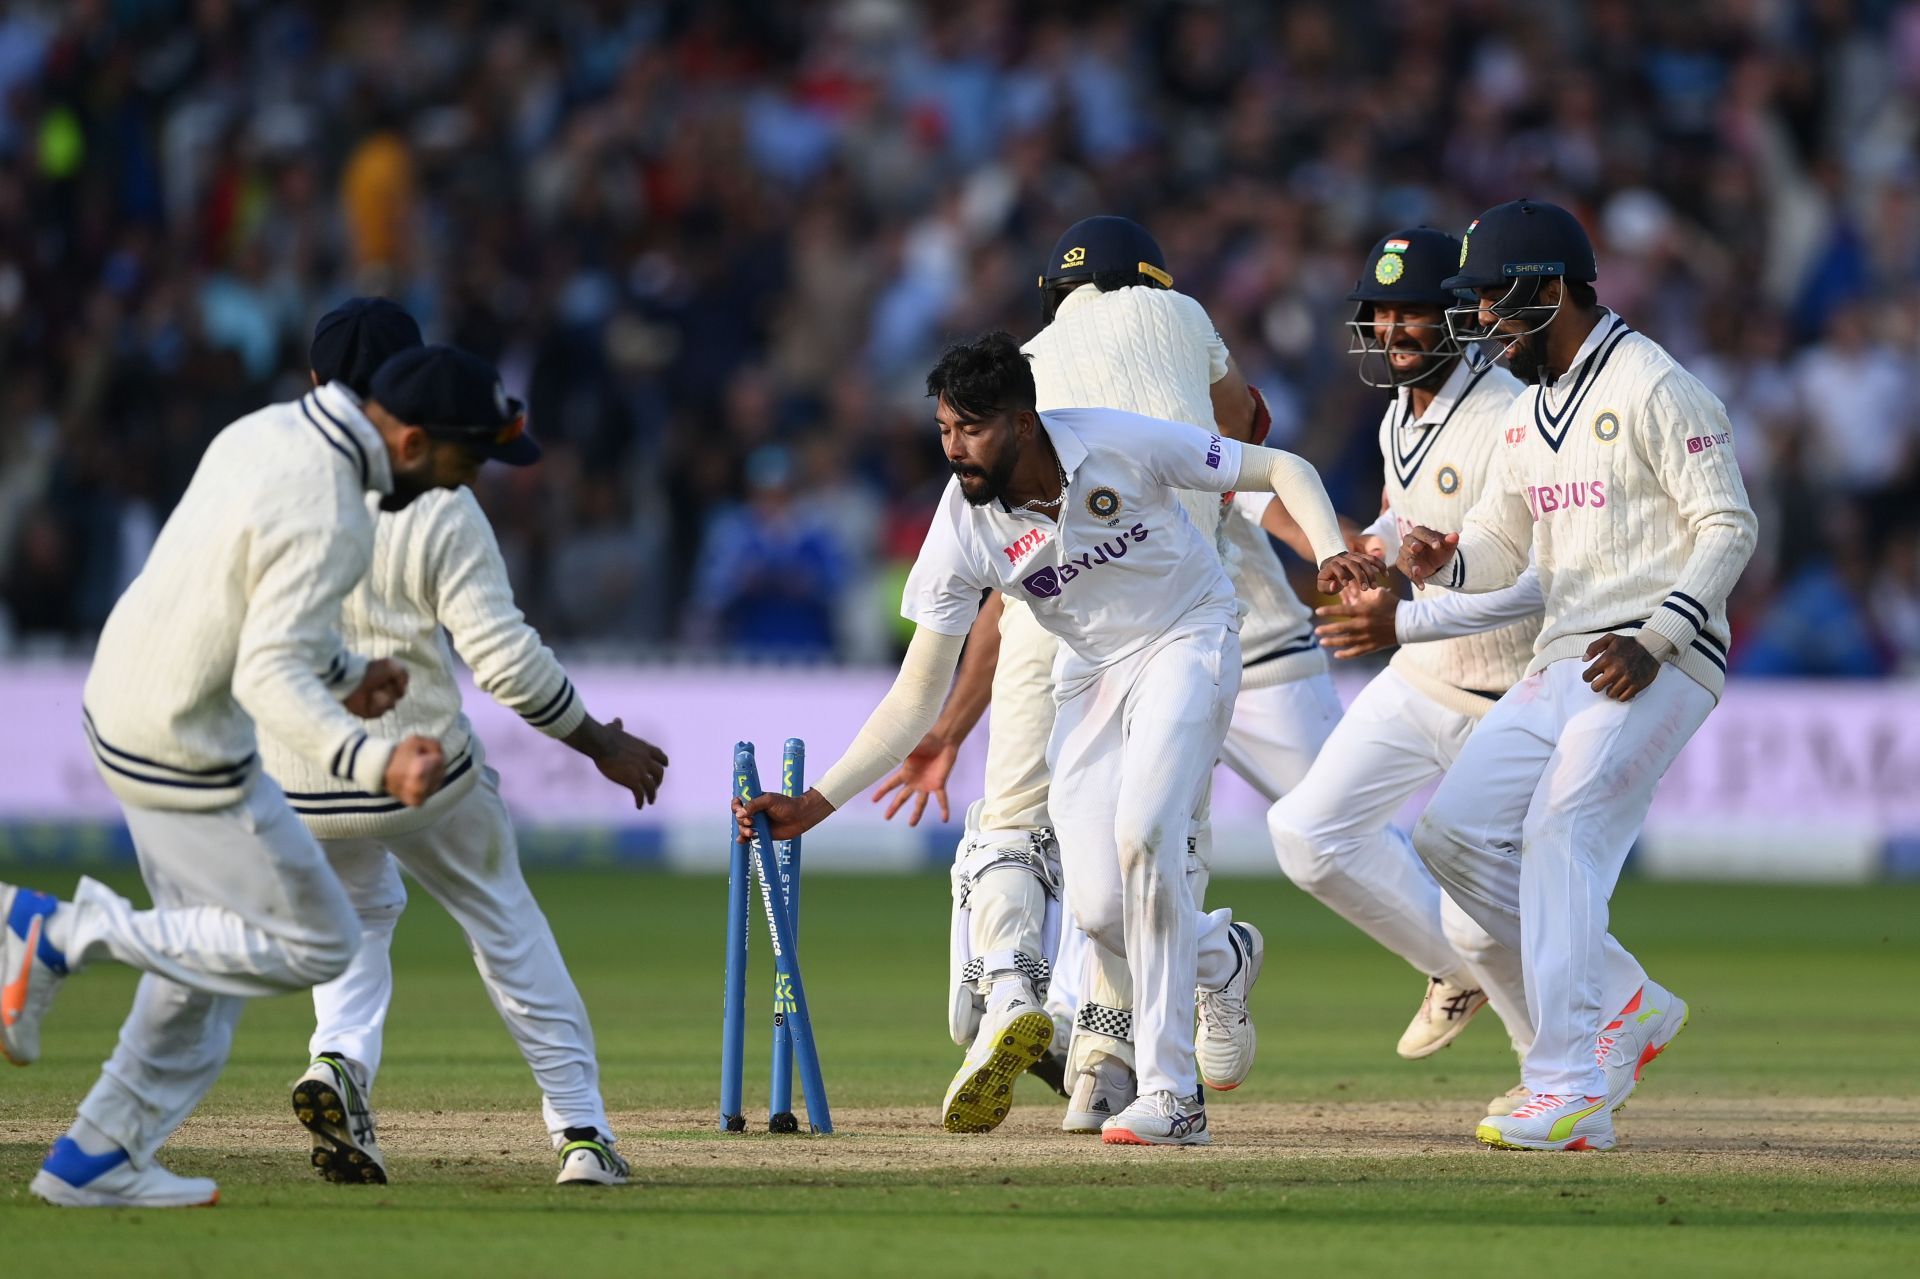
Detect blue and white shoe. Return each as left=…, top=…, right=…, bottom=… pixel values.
left=1197, top=922, right=1262, bottom=1090
left=2, top=883, right=70, bottom=1066
left=1101, top=1089, right=1210, bottom=1146
left=30, top=1138, right=219, bottom=1207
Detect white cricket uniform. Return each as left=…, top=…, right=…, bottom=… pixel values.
left=1268, top=354, right=1537, bottom=1048
left=1413, top=313, right=1757, bottom=1097
left=906, top=406, right=1254, bottom=1098
left=59, top=382, right=394, bottom=1166
left=257, top=486, right=613, bottom=1145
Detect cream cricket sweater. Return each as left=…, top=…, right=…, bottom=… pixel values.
left=82, top=383, right=399, bottom=810
left=1444, top=313, right=1758, bottom=699
left=1373, top=354, right=1540, bottom=719
left=259, top=485, right=588, bottom=839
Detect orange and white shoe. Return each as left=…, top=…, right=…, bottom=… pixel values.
left=1476, top=1093, right=1615, bottom=1151
left=1101, top=1090, right=1210, bottom=1146
left=1396, top=976, right=1489, bottom=1059
left=2, top=884, right=71, bottom=1066
left=1600, top=979, right=1688, bottom=1112
left=1484, top=1083, right=1531, bottom=1118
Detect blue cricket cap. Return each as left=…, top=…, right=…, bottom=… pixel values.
left=310, top=297, right=423, bottom=397
left=369, top=344, right=540, bottom=467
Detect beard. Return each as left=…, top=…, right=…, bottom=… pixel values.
left=1502, top=331, right=1545, bottom=384
left=952, top=452, right=1017, bottom=507
left=380, top=470, right=435, bottom=511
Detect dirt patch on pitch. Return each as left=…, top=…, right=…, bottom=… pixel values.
left=134, top=1095, right=1920, bottom=1181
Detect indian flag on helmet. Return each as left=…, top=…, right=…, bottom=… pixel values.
left=1382, top=238, right=1410, bottom=254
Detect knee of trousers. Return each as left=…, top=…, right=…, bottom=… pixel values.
left=278, top=906, right=364, bottom=987
left=1411, top=801, right=1474, bottom=876
left=1266, top=801, right=1355, bottom=893
left=1439, top=894, right=1502, bottom=964
left=1064, top=885, right=1125, bottom=956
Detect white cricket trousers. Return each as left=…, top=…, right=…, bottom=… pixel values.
left=1047, top=623, right=1243, bottom=1098
left=1266, top=667, right=1532, bottom=1050
left=63, top=776, right=360, bottom=1165
left=310, top=768, right=610, bottom=1142
left=1414, top=658, right=1714, bottom=1097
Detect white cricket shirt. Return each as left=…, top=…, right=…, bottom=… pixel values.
left=903, top=407, right=1244, bottom=689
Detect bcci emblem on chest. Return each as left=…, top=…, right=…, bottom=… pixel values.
left=1594, top=411, right=1621, bottom=443
left=1436, top=465, right=1461, bottom=496
left=1086, top=487, right=1122, bottom=524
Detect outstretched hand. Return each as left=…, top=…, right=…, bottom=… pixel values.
left=589, top=717, right=670, bottom=810
left=1316, top=550, right=1389, bottom=595
left=870, top=732, right=958, bottom=826
left=1396, top=526, right=1460, bottom=591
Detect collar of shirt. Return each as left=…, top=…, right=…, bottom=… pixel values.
left=996, top=410, right=1090, bottom=513
left=1396, top=350, right=1483, bottom=429
left=1545, top=307, right=1624, bottom=391
left=310, top=381, right=395, bottom=496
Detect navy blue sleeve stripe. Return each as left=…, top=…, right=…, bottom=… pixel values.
left=1689, top=639, right=1728, bottom=672
left=285, top=752, right=473, bottom=803
left=328, top=736, right=350, bottom=779
left=308, top=393, right=371, bottom=488
left=343, top=733, right=366, bottom=782
left=1659, top=600, right=1704, bottom=633
left=1662, top=593, right=1707, bottom=629
left=525, top=683, right=577, bottom=729
left=1694, top=629, right=1728, bottom=657
left=1670, top=590, right=1710, bottom=620
left=525, top=679, right=573, bottom=723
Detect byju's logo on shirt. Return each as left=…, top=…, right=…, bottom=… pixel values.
left=1205, top=436, right=1224, bottom=469
left=1525, top=480, right=1606, bottom=520
left=1020, top=524, right=1150, bottom=599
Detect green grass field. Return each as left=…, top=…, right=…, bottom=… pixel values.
left=2, top=867, right=1916, bottom=1277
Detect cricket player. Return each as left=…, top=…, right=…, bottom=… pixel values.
left=262, top=326, right=668, bottom=1188
left=737, top=332, right=1383, bottom=1145
left=1265, top=228, right=1541, bottom=1114
left=1398, top=200, right=1756, bottom=1151
left=0, top=300, right=484, bottom=1207
left=871, top=217, right=1339, bottom=1134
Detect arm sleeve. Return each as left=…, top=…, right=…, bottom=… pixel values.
left=1174, top=291, right=1231, bottom=384
left=428, top=491, right=588, bottom=741
left=1397, top=558, right=1544, bottom=643
left=1442, top=445, right=1534, bottom=594
left=233, top=511, right=397, bottom=794
left=1635, top=372, right=1760, bottom=656
left=813, top=627, right=970, bottom=808
left=1227, top=442, right=1347, bottom=563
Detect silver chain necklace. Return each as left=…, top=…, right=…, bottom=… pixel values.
left=1014, top=458, right=1068, bottom=514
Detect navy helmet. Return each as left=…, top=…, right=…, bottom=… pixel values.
left=371, top=344, right=540, bottom=466
left=1038, top=215, right=1172, bottom=322
left=1344, top=228, right=1463, bottom=389
left=1442, top=199, right=1596, bottom=350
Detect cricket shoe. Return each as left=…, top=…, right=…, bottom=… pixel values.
left=942, top=999, right=1052, bottom=1133
left=1101, top=1090, right=1210, bottom=1147
left=1476, top=1093, right=1614, bottom=1151
left=1484, top=1084, right=1531, bottom=1118
left=2, top=883, right=70, bottom=1066
left=1600, top=979, right=1688, bottom=1112
left=1396, top=976, right=1489, bottom=1059
left=1063, top=1055, right=1136, bottom=1134
left=292, top=1052, right=388, bottom=1184
left=30, top=1138, right=218, bottom=1208
left=1196, top=922, right=1262, bottom=1090
left=556, top=1128, right=629, bottom=1186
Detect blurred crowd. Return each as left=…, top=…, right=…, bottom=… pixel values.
left=2, top=0, right=1919, bottom=675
